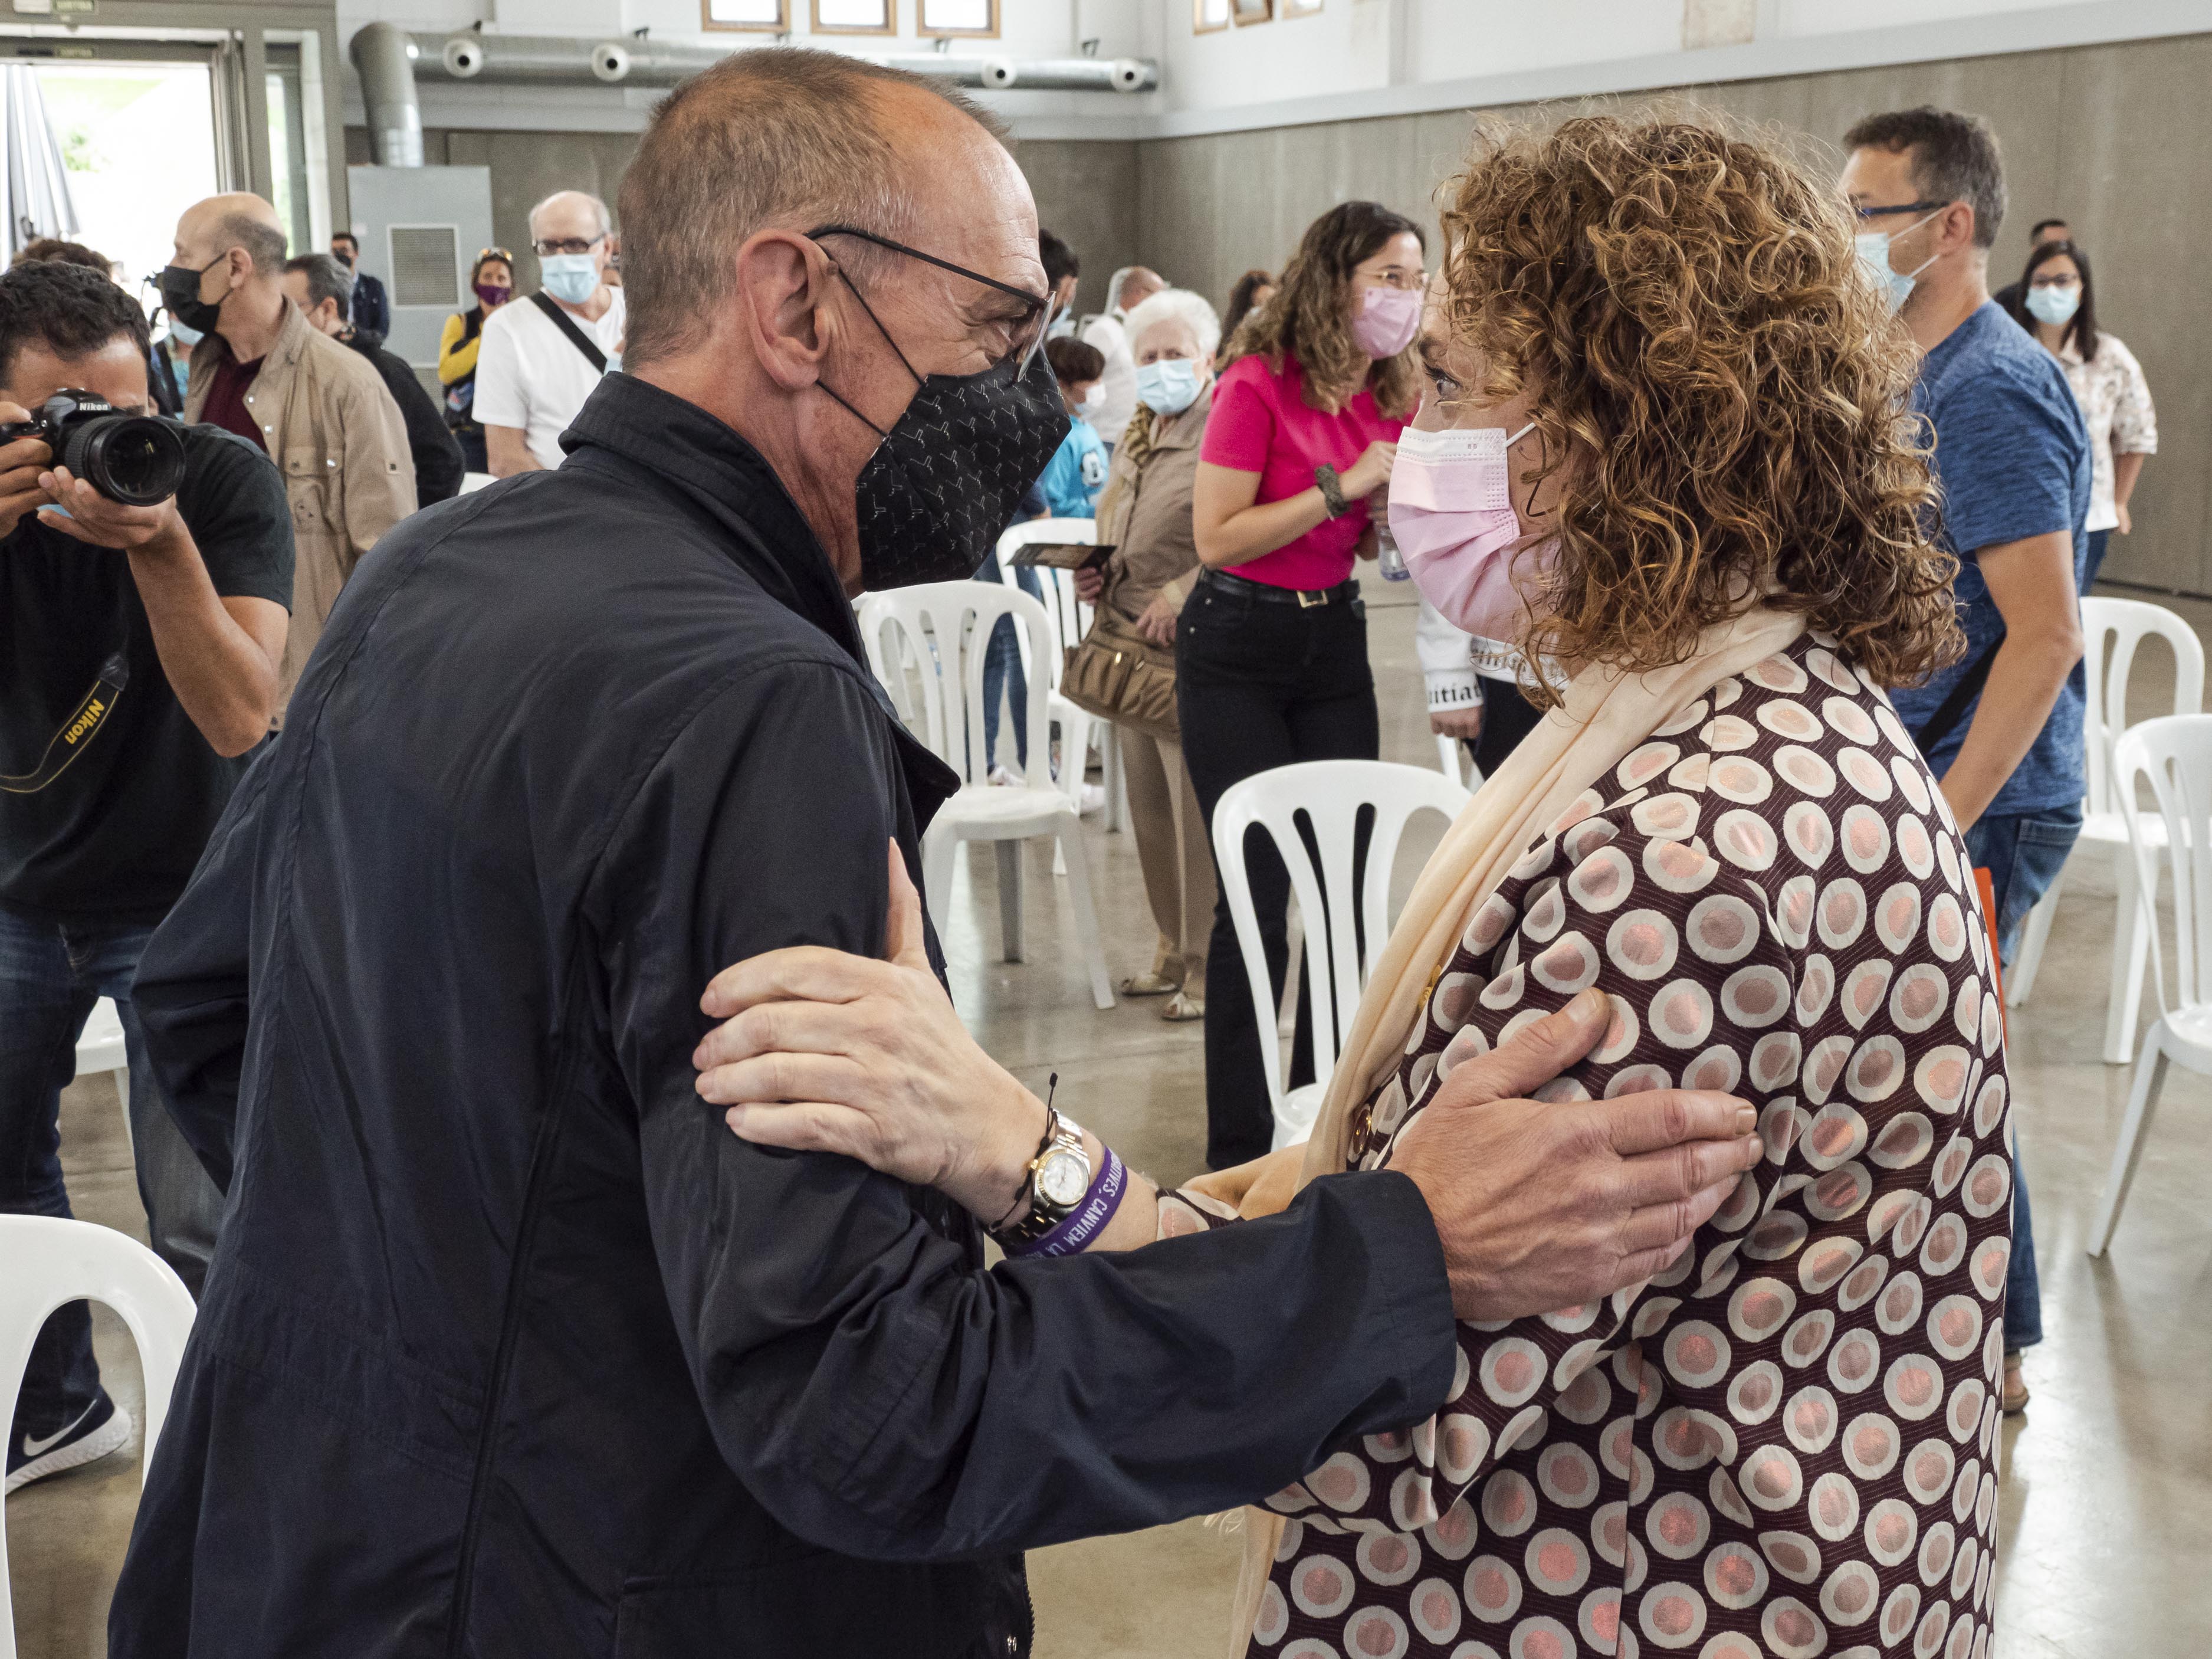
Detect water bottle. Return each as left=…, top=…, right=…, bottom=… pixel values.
left=1376, top=520, right=1410, bottom=581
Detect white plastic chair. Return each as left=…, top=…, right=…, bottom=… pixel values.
left=2006, top=598, right=2205, bottom=1065
left=2089, top=714, right=2212, bottom=1254
left=1434, top=733, right=1488, bottom=791
left=856, top=582, right=1115, bottom=1010
left=1213, top=760, right=1471, bottom=1149
left=0, top=1215, right=197, bottom=1655
left=73, top=996, right=133, bottom=1149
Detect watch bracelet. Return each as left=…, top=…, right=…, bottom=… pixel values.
left=992, top=1113, right=1088, bottom=1247
left=990, top=1105, right=1061, bottom=1232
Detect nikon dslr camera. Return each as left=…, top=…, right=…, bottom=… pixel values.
left=0, top=390, right=186, bottom=506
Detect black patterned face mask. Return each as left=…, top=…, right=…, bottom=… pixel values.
left=809, top=226, right=1070, bottom=591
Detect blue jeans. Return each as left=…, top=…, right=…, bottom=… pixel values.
left=0, top=903, right=223, bottom=1434
left=978, top=561, right=1043, bottom=774
left=2082, top=526, right=2112, bottom=592
left=1965, top=801, right=2083, bottom=1353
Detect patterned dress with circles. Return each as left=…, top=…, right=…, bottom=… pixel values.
left=1166, top=636, right=2013, bottom=1659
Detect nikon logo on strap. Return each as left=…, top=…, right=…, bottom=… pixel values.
left=2, top=652, right=129, bottom=794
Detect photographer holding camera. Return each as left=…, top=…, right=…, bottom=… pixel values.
left=0, top=260, right=292, bottom=1494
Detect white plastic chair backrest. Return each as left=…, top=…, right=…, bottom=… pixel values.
left=995, top=519, right=1097, bottom=678
left=0, top=1217, right=196, bottom=1656
left=74, top=995, right=127, bottom=1079
left=2115, top=714, right=2212, bottom=1019
left=855, top=582, right=1057, bottom=792
left=1213, top=760, right=1471, bottom=1112
left=2080, top=597, right=2206, bottom=815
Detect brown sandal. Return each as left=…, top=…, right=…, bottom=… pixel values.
left=2001, top=1351, right=2029, bottom=1414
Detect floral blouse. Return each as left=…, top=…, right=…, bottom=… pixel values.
left=2057, top=330, right=2156, bottom=534
left=1166, top=632, right=2013, bottom=1659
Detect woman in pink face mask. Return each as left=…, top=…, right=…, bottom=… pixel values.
left=1180, top=200, right=1429, bottom=1170
left=1400, top=280, right=1568, bottom=782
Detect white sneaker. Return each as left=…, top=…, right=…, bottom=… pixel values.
left=5, top=1390, right=133, bottom=1494
left=987, top=764, right=1023, bottom=788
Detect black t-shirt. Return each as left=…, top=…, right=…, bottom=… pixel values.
left=0, top=422, right=293, bottom=921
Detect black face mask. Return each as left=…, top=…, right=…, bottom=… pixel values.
left=809, top=226, right=1069, bottom=591
left=157, top=256, right=227, bottom=337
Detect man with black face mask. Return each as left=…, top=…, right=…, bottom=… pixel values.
left=113, top=50, right=1758, bottom=1658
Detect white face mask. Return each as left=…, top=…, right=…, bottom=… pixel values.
left=1077, top=384, right=1105, bottom=415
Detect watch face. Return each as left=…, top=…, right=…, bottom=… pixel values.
left=1036, top=1147, right=1091, bottom=1209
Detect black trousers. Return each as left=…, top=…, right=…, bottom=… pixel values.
left=1176, top=575, right=1379, bottom=1168
left=1463, top=673, right=1545, bottom=779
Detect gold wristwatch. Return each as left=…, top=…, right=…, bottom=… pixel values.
left=993, top=1112, right=1093, bottom=1250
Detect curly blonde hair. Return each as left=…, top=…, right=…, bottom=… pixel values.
left=1224, top=200, right=1424, bottom=419
left=1439, top=113, right=1960, bottom=691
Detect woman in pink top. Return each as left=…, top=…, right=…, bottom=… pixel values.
left=1181, top=200, right=1428, bottom=1169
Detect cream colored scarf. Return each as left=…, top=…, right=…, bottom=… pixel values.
left=1223, top=600, right=1807, bottom=1655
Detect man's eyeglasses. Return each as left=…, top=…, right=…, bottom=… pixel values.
left=808, top=224, right=1053, bottom=375
left=1852, top=200, right=1949, bottom=221
left=532, top=236, right=605, bottom=257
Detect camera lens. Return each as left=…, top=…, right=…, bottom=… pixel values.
left=63, top=414, right=186, bottom=507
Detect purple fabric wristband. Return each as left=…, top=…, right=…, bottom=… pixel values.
left=1009, top=1144, right=1128, bottom=1259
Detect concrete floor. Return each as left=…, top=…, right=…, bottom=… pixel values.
left=14, top=583, right=2212, bottom=1658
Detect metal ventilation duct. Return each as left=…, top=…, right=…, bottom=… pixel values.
left=349, top=22, right=1158, bottom=166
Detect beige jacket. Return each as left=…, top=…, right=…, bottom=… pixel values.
left=1094, top=381, right=1211, bottom=631
left=186, top=300, right=416, bottom=712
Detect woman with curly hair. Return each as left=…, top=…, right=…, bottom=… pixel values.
left=698, top=112, right=2011, bottom=1659
left=1185, top=199, right=1428, bottom=1169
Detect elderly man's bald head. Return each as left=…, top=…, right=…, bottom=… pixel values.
left=529, top=190, right=612, bottom=244
left=619, top=48, right=1020, bottom=368
left=176, top=192, right=288, bottom=274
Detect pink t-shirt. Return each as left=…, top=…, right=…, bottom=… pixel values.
left=1199, top=352, right=1407, bottom=590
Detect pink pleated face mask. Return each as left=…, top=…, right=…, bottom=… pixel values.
left=1351, top=285, right=1423, bottom=359
left=1387, top=419, right=1542, bottom=640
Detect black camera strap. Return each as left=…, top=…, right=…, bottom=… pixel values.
left=1906, top=635, right=2003, bottom=757
left=1, top=651, right=129, bottom=794
left=529, top=291, right=608, bottom=374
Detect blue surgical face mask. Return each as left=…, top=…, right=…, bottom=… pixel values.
left=1134, top=358, right=1201, bottom=416
left=1853, top=208, right=1942, bottom=316
left=2024, top=284, right=2080, bottom=327
left=538, top=251, right=600, bottom=306
left=165, top=317, right=203, bottom=349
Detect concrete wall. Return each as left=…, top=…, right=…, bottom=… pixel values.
left=344, top=127, right=1141, bottom=316
left=1137, top=29, right=2212, bottom=595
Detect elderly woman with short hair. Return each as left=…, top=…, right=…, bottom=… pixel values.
left=703, top=113, right=2012, bottom=1659
left=1071, top=286, right=1224, bottom=1021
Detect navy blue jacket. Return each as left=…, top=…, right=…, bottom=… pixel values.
left=112, top=372, right=1455, bottom=1658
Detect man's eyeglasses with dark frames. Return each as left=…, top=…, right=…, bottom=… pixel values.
left=1852, top=201, right=1950, bottom=221
left=531, top=235, right=606, bottom=257
left=807, top=224, right=1054, bottom=376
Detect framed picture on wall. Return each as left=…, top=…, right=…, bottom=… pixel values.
left=1194, top=0, right=1230, bottom=32
left=1281, top=0, right=1322, bottom=14
left=1232, top=0, right=1274, bottom=24
left=812, top=0, right=895, bottom=32
left=703, top=0, right=787, bottom=27
left=919, top=0, right=996, bottom=35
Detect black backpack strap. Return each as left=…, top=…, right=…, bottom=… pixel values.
left=1909, top=636, right=2003, bottom=756
left=529, top=291, right=608, bottom=373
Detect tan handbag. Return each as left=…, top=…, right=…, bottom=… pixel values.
left=1060, top=615, right=1180, bottom=743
